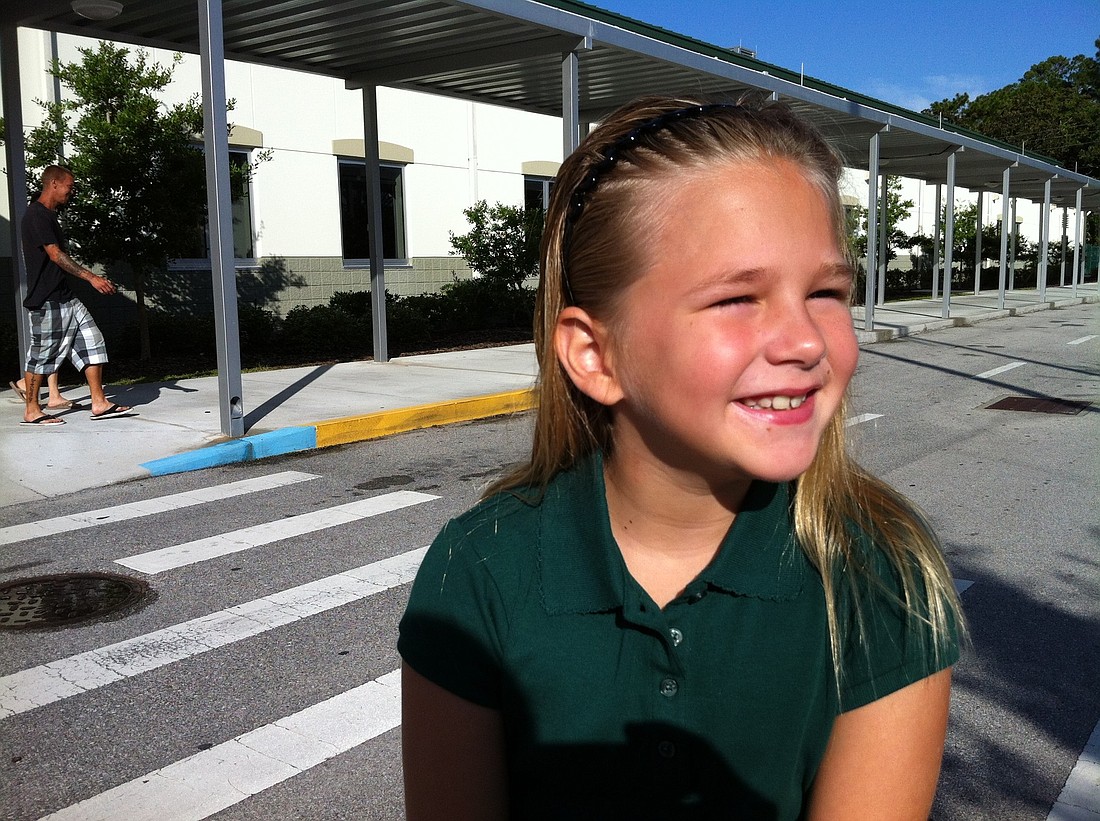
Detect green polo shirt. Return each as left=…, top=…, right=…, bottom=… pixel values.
left=399, top=452, right=957, bottom=820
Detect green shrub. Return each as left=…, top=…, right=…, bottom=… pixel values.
left=280, top=304, right=370, bottom=358
left=449, top=200, right=542, bottom=290
left=238, top=304, right=281, bottom=356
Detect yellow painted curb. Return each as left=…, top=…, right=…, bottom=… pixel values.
left=314, top=388, right=537, bottom=448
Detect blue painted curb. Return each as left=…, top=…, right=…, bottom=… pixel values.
left=141, top=426, right=317, bottom=476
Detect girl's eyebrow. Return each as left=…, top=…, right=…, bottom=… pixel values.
left=822, top=262, right=856, bottom=281
left=693, top=261, right=854, bottom=291
left=692, top=268, right=767, bottom=290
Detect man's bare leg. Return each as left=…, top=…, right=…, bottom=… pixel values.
left=85, top=364, right=130, bottom=417
left=22, top=371, right=62, bottom=424
left=15, top=372, right=74, bottom=408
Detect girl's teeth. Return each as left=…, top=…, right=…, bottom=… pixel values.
left=744, top=394, right=806, bottom=410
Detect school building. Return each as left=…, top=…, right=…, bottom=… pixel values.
left=0, top=24, right=1075, bottom=326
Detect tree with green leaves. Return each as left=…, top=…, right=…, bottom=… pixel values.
left=847, top=176, right=914, bottom=265
left=22, top=41, right=254, bottom=360
left=926, top=38, right=1100, bottom=179
left=449, top=200, right=543, bottom=291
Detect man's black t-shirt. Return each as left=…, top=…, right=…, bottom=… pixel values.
left=22, top=200, right=73, bottom=310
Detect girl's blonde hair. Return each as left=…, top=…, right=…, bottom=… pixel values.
left=489, top=94, right=963, bottom=676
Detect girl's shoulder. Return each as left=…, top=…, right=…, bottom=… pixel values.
left=440, top=485, right=546, bottom=553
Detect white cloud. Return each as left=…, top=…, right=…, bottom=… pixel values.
left=864, top=74, right=992, bottom=114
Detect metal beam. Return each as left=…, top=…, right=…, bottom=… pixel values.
left=942, top=149, right=958, bottom=319
left=1, top=26, right=30, bottom=370
left=997, top=166, right=1010, bottom=310
left=362, top=84, right=388, bottom=362
left=876, top=172, right=887, bottom=306
left=561, top=37, right=590, bottom=156
left=864, top=131, right=881, bottom=330
left=1009, top=197, right=1018, bottom=290
left=974, top=190, right=983, bottom=295
left=1038, top=177, right=1052, bottom=301
left=1071, top=188, right=1083, bottom=297
left=199, top=0, right=245, bottom=438
left=932, top=183, right=941, bottom=301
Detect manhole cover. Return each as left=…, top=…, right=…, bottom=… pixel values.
left=986, top=396, right=1091, bottom=415
left=0, top=572, right=151, bottom=630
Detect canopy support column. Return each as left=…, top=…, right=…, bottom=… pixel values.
left=997, top=167, right=1011, bottom=310
left=1009, top=197, right=1018, bottom=290
left=864, top=131, right=882, bottom=330
left=198, top=0, right=244, bottom=438
left=1059, top=207, right=1068, bottom=286
left=932, top=184, right=942, bottom=300
left=561, top=37, right=590, bottom=156
left=1038, top=178, right=1052, bottom=301
left=876, top=172, right=887, bottom=306
left=1, top=26, right=30, bottom=369
left=974, top=191, right=983, bottom=294
left=361, top=84, right=388, bottom=362
left=942, top=149, right=959, bottom=319
left=1071, top=188, right=1083, bottom=297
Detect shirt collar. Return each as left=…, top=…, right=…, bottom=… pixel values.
left=538, top=452, right=805, bottom=615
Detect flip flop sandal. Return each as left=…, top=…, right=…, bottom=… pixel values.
left=90, top=404, right=137, bottom=420
left=9, top=380, right=27, bottom=401
left=47, top=400, right=81, bottom=410
left=20, top=414, right=65, bottom=426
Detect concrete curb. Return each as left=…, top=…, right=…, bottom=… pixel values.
left=140, top=388, right=537, bottom=477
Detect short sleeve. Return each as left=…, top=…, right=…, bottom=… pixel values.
left=398, top=517, right=509, bottom=709
left=24, top=205, right=59, bottom=251
left=837, top=538, right=961, bottom=712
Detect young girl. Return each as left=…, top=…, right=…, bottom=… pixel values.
left=399, top=95, right=963, bottom=820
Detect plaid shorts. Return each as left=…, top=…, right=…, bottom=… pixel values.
left=25, top=298, right=109, bottom=374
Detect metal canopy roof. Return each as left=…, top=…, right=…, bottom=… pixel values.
left=3, top=0, right=1098, bottom=209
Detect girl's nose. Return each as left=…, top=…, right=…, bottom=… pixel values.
left=764, top=302, right=827, bottom=367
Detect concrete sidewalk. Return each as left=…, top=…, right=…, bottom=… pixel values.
left=1, top=285, right=1096, bottom=507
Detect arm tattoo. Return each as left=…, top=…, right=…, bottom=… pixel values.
left=55, top=251, right=90, bottom=279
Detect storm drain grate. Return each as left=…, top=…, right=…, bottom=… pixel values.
left=0, top=572, right=151, bottom=630
left=986, top=396, right=1091, bottom=415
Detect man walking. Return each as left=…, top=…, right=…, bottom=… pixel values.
left=20, top=164, right=133, bottom=425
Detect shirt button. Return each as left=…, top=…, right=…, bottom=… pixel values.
left=659, top=677, right=679, bottom=697
left=669, top=627, right=683, bottom=646
left=658, top=740, right=676, bottom=758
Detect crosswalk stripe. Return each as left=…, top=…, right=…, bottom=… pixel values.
left=38, top=669, right=402, bottom=821
left=115, top=490, right=439, bottom=574
left=0, top=548, right=426, bottom=719
left=0, top=471, right=319, bottom=547
left=845, top=413, right=884, bottom=427
left=975, top=361, right=1025, bottom=379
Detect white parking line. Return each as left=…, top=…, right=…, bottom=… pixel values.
left=975, top=361, right=1026, bottom=380
left=845, top=413, right=884, bottom=427
left=1067, top=335, right=1097, bottom=346
left=38, top=669, right=402, bottom=821
left=115, top=491, right=438, bottom=573
left=0, top=471, right=319, bottom=547
left=0, top=548, right=426, bottom=719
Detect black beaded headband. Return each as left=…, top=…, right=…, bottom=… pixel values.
left=561, top=103, right=738, bottom=303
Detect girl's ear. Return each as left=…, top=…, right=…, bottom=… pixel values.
left=554, top=306, right=624, bottom=407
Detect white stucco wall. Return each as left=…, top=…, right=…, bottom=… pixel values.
left=1, top=30, right=565, bottom=264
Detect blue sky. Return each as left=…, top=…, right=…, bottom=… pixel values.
left=591, top=1, right=1097, bottom=113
